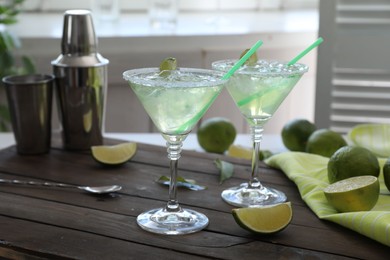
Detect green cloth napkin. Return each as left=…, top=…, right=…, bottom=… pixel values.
left=265, top=152, right=390, bottom=247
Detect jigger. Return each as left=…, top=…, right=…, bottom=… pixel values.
left=52, top=10, right=109, bottom=150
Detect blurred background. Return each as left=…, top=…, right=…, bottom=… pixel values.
left=1, top=0, right=321, bottom=134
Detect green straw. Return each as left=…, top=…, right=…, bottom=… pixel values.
left=287, top=37, right=323, bottom=66
left=175, top=40, right=263, bottom=134
left=222, top=40, right=263, bottom=80
left=236, top=38, right=323, bottom=108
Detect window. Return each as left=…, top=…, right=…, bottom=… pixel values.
left=315, top=0, right=390, bottom=133
left=20, top=0, right=318, bottom=13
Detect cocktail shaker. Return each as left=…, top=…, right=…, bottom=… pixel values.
left=52, top=10, right=109, bottom=150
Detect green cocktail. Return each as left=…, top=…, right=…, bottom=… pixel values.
left=213, top=59, right=308, bottom=207
left=123, top=67, right=226, bottom=235
left=129, top=68, right=223, bottom=135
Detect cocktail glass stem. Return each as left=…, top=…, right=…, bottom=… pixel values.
left=136, top=134, right=209, bottom=235
left=249, top=126, right=263, bottom=189
left=221, top=124, right=287, bottom=207
left=166, top=137, right=182, bottom=212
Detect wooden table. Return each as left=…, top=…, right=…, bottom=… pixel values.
left=0, top=137, right=388, bottom=259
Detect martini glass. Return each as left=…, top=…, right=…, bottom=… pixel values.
left=123, top=67, right=226, bottom=235
left=212, top=59, right=308, bottom=207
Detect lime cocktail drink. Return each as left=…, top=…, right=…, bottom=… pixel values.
left=123, top=67, right=226, bottom=235
left=213, top=59, right=308, bottom=207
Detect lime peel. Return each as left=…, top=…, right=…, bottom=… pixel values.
left=91, top=142, right=137, bottom=166
left=232, top=202, right=292, bottom=234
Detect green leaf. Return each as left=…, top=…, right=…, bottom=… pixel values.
left=0, top=28, right=18, bottom=50
left=0, top=51, right=15, bottom=69
left=156, top=175, right=207, bottom=191
left=214, top=159, right=234, bottom=184
left=0, top=0, right=25, bottom=25
left=0, top=0, right=33, bottom=132
left=259, top=150, right=273, bottom=161
left=21, top=56, right=36, bottom=74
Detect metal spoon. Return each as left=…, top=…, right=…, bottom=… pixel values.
left=0, top=178, right=122, bottom=194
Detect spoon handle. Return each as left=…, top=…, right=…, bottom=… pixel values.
left=0, top=178, right=77, bottom=189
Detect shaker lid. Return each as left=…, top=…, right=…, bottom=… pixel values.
left=61, top=9, right=98, bottom=55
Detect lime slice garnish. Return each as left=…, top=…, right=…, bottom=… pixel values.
left=232, top=202, right=292, bottom=234
left=91, top=142, right=137, bottom=166
left=159, top=57, right=177, bottom=77
left=240, top=48, right=258, bottom=66
left=323, top=176, right=379, bottom=213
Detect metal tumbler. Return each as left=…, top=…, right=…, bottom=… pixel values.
left=2, top=74, right=54, bottom=155
left=52, top=10, right=109, bottom=150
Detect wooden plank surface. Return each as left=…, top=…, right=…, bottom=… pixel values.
left=0, top=138, right=389, bottom=259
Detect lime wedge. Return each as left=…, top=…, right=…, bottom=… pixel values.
left=323, top=176, right=379, bottom=213
left=227, top=144, right=252, bottom=160
left=91, top=142, right=137, bottom=166
left=227, top=145, right=272, bottom=161
left=232, top=202, right=292, bottom=234
left=348, top=123, right=390, bottom=157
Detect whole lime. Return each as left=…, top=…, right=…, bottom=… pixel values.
left=327, top=146, right=380, bottom=183
left=306, top=129, right=347, bottom=157
left=382, top=158, right=390, bottom=192
left=281, top=118, right=317, bottom=151
left=197, top=117, right=236, bottom=154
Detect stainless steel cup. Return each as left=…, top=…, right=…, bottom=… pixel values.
left=2, top=74, right=54, bottom=155
left=52, top=10, right=109, bottom=150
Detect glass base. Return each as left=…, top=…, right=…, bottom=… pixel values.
left=221, top=183, right=287, bottom=207
left=137, top=207, right=209, bottom=235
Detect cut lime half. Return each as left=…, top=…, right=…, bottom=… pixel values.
left=232, top=202, right=292, bottom=234
left=91, top=142, right=137, bottom=166
left=323, top=175, right=379, bottom=213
